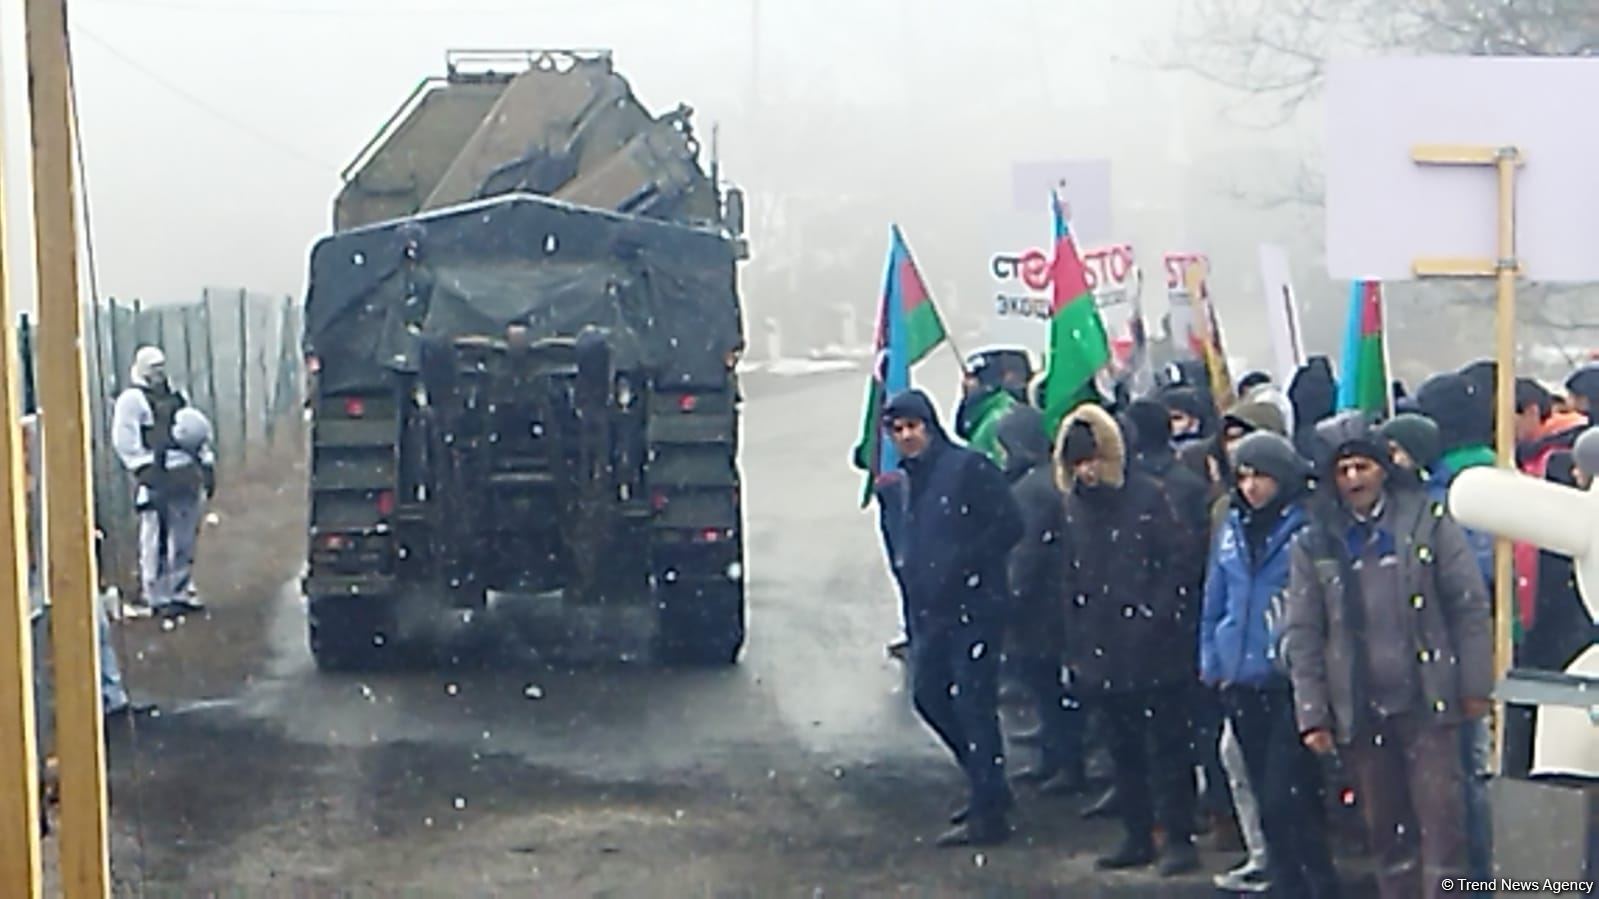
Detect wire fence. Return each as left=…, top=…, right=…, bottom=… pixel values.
left=19, top=287, right=304, bottom=599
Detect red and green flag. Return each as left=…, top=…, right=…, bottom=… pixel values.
left=852, top=225, right=948, bottom=506
left=1337, top=280, right=1390, bottom=417
left=1040, top=191, right=1111, bottom=437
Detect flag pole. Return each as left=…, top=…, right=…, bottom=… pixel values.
left=889, top=223, right=966, bottom=371
left=1378, top=282, right=1396, bottom=419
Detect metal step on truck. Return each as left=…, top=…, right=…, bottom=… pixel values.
left=301, top=49, right=749, bottom=671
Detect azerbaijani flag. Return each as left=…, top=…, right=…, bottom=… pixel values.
left=1337, top=280, right=1390, bottom=416
left=852, top=224, right=948, bottom=506
left=1040, top=191, right=1111, bottom=437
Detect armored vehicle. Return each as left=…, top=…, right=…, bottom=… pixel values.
left=302, top=50, right=748, bottom=670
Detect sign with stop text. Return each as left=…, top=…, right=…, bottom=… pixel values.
left=987, top=243, right=1142, bottom=369
left=1163, top=251, right=1210, bottom=362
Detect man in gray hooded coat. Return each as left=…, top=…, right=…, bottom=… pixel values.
left=1285, top=412, right=1493, bottom=899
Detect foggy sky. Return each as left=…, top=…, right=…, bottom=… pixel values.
left=2, top=0, right=1327, bottom=367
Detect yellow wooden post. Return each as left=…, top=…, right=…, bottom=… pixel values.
left=1492, top=150, right=1522, bottom=769
left=1410, top=142, right=1523, bottom=772
left=0, top=74, right=45, bottom=899
left=24, top=0, right=113, bottom=895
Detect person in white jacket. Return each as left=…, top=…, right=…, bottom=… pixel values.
left=112, top=346, right=215, bottom=615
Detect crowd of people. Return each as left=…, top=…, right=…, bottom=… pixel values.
left=869, top=350, right=1599, bottom=898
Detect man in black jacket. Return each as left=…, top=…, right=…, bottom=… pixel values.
left=1288, top=357, right=1338, bottom=462
left=995, top=403, right=1082, bottom=795
left=882, top=389, right=1025, bottom=846
left=1123, top=398, right=1227, bottom=836
left=1124, top=399, right=1212, bottom=595
left=1055, top=403, right=1202, bottom=876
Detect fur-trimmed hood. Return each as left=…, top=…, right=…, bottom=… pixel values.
left=1054, top=403, right=1126, bottom=491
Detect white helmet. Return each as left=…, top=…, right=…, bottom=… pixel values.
left=170, top=407, right=212, bottom=453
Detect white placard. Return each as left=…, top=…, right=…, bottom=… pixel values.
left=1008, top=159, right=1113, bottom=244
left=1326, top=56, right=1599, bottom=283
left=1258, top=244, right=1306, bottom=384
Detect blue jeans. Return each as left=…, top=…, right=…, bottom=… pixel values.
left=1460, top=717, right=1493, bottom=885
left=29, top=571, right=129, bottom=716
left=911, top=623, right=1011, bottom=821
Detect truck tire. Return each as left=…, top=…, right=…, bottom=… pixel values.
left=308, top=596, right=398, bottom=672
left=656, top=582, right=745, bottom=666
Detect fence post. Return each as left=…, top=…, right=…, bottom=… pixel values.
left=99, top=299, right=131, bottom=598
left=256, top=298, right=270, bottom=448
left=200, top=295, right=221, bottom=465
left=237, top=289, right=248, bottom=466
left=83, top=299, right=117, bottom=598
left=181, top=304, right=196, bottom=411
left=107, top=299, right=125, bottom=399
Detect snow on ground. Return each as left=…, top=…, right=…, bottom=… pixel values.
left=738, top=358, right=861, bottom=377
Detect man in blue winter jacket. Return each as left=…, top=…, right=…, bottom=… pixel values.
left=881, top=388, right=1025, bottom=847
left=1201, top=431, right=1341, bottom=898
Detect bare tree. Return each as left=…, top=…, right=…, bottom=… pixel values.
left=1174, top=0, right=1599, bottom=128
left=1173, top=0, right=1599, bottom=356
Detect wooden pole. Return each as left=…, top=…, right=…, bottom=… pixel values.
left=1491, top=148, right=1521, bottom=771
left=1410, top=141, right=1523, bottom=771
left=24, top=0, right=113, bottom=895
left=0, top=67, right=44, bottom=899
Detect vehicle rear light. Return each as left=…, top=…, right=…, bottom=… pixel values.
left=318, top=534, right=350, bottom=551
left=344, top=397, right=366, bottom=417
left=375, top=490, right=395, bottom=516
left=677, top=394, right=697, bottom=413
left=1340, top=787, right=1356, bottom=807
left=306, top=354, right=322, bottom=374
left=695, top=528, right=724, bottom=543
left=650, top=490, right=669, bottom=512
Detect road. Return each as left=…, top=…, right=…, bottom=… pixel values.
left=92, top=362, right=1283, bottom=896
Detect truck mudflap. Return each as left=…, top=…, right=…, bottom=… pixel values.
left=651, top=528, right=744, bottom=665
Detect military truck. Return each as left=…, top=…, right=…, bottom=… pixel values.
left=301, top=50, right=748, bottom=670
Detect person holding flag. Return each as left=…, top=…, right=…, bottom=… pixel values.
left=1038, top=189, right=1111, bottom=441
left=851, top=225, right=950, bottom=658
left=880, top=388, right=1023, bottom=847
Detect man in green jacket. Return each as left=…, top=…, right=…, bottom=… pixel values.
left=955, top=351, right=1021, bottom=468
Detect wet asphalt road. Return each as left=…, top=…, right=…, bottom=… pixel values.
left=99, top=361, right=1262, bottom=896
